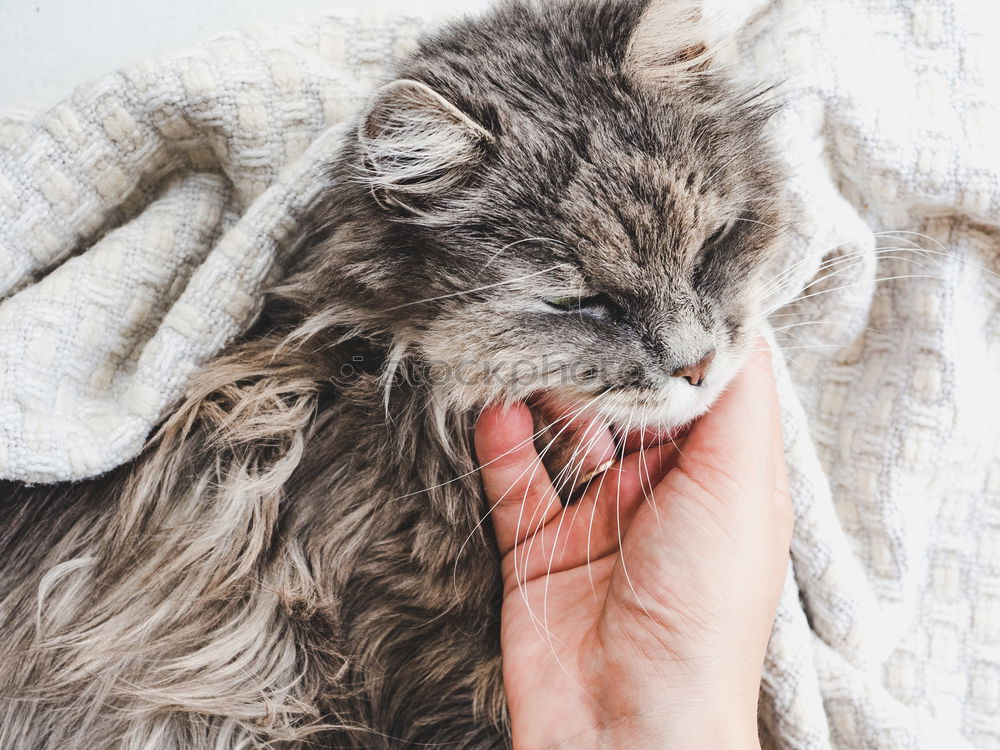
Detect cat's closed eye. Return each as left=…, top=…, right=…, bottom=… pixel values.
left=543, top=293, right=619, bottom=319
left=702, top=221, right=731, bottom=250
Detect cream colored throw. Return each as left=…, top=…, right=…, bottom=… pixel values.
left=1, top=2, right=999, bottom=748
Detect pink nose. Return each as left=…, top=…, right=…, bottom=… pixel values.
left=672, top=348, right=716, bottom=387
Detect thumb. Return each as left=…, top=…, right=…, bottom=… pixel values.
left=653, top=340, right=791, bottom=544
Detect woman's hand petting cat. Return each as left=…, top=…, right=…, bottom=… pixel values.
left=475, top=342, right=792, bottom=750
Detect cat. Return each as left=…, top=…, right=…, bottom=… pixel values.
left=0, top=0, right=786, bottom=747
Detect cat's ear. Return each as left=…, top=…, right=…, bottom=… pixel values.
left=359, top=79, right=494, bottom=211
left=625, top=0, right=717, bottom=87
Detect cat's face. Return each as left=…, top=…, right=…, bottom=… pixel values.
left=402, top=119, right=781, bottom=432
left=345, top=0, right=785, bottom=432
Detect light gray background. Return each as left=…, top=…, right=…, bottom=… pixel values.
left=0, top=0, right=491, bottom=111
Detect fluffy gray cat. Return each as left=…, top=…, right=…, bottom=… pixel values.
left=0, top=1, right=786, bottom=747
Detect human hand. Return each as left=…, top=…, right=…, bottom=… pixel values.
left=475, top=343, right=792, bottom=750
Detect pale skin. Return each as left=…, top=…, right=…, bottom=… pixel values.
left=475, top=342, right=792, bottom=750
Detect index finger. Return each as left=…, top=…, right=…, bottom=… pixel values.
left=475, top=403, right=562, bottom=556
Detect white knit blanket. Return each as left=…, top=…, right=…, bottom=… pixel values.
left=1, top=2, right=998, bottom=748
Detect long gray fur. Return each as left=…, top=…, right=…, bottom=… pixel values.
left=0, top=1, right=786, bottom=747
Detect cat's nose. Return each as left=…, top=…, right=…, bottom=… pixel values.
left=671, top=348, right=716, bottom=387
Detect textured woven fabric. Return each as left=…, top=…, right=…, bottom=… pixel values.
left=746, top=2, right=1000, bottom=748
left=0, top=13, right=429, bottom=481
left=1, top=2, right=998, bottom=748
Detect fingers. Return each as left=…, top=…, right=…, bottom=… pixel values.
left=476, top=403, right=562, bottom=557
left=477, top=402, right=621, bottom=555
left=530, top=405, right=617, bottom=499
left=500, top=443, right=677, bottom=588
left=476, top=399, right=678, bottom=570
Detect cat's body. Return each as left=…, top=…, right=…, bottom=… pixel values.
left=0, top=335, right=504, bottom=749
left=0, top=1, right=785, bottom=747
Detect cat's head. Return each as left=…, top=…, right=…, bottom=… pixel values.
left=321, top=0, right=786, bottom=433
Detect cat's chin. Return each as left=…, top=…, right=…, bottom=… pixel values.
left=528, top=385, right=716, bottom=455
left=523, top=341, right=753, bottom=452
left=533, top=380, right=721, bottom=436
